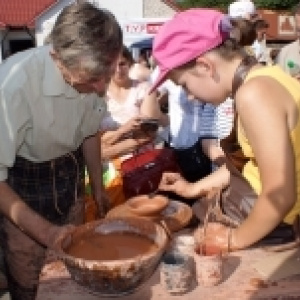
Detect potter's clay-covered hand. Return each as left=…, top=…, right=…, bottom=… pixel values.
left=194, top=222, right=233, bottom=254
left=47, top=224, right=76, bottom=250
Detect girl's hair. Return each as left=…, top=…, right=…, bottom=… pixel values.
left=179, top=17, right=257, bottom=69
left=214, top=17, right=257, bottom=60
left=121, top=46, right=134, bottom=65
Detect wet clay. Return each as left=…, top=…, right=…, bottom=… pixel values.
left=65, top=232, right=158, bottom=261
left=128, top=194, right=169, bottom=217
left=195, top=244, right=222, bottom=256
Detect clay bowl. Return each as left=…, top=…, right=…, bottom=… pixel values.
left=55, top=217, right=168, bottom=297
left=127, top=194, right=169, bottom=218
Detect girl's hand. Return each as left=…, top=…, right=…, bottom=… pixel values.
left=159, top=172, right=198, bottom=198
left=194, top=223, right=239, bottom=253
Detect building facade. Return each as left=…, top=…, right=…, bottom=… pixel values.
left=0, top=0, right=178, bottom=62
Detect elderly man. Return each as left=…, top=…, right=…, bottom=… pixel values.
left=0, top=2, right=122, bottom=300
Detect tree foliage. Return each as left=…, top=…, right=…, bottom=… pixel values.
left=176, top=0, right=299, bottom=11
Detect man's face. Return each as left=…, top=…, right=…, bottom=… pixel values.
left=51, top=50, right=118, bottom=95
left=60, top=63, right=117, bottom=96
left=295, top=14, right=300, bottom=40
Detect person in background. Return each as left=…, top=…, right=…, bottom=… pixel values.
left=99, top=46, right=167, bottom=208
left=0, top=2, right=122, bottom=300
left=252, top=19, right=271, bottom=65
left=228, top=0, right=260, bottom=57
left=277, top=2, right=300, bottom=78
left=228, top=0, right=259, bottom=21
left=129, top=49, right=152, bottom=82
left=153, top=9, right=300, bottom=252
left=151, top=67, right=232, bottom=186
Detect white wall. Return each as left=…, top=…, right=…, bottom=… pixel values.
left=98, top=0, right=143, bottom=19
left=35, top=0, right=143, bottom=47
left=35, top=0, right=74, bottom=46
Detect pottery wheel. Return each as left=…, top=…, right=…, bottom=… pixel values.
left=106, top=200, right=193, bottom=232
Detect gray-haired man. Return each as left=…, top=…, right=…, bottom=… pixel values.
left=0, top=2, right=122, bottom=299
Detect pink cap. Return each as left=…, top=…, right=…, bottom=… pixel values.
left=149, top=9, right=228, bottom=93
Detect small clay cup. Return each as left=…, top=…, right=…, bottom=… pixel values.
left=170, top=235, right=196, bottom=257
left=193, top=244, right=223, bottom=287
left=160, top=251, right=194, bottom=295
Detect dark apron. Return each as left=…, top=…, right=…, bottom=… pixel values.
left=0, top=147, right=85, bottom=300
left=6, top=147, right=84, bottom=225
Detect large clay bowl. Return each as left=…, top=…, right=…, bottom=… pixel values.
left=55, top=217, right=168, bottom=296
left=127, top=194, right=169, bottom=217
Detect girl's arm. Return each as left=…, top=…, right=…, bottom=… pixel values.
left=232, top=76, right=296, bottom=249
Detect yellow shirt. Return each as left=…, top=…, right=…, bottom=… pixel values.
left=0, top=46, right=106, bottom=181
left=238, top=65, right=300, bottom=224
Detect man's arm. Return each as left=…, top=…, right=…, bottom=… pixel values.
left=0, top=182, right=61, bottom=247
left=82, top=133, right=108, bottom=217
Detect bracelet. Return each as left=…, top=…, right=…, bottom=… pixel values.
left=228, top=227, right=233, bottom=253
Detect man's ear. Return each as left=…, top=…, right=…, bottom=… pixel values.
left=49, top=49, right=58, bottom=60
left=50, top=50, right=64, bottom=72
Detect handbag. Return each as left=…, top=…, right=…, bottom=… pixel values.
left=173, top=138, right=212, bottom=183
left=120, top=147, right=179, bottom=199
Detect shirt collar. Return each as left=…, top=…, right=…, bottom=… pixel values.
left=42, top=46, right=80, bottom=98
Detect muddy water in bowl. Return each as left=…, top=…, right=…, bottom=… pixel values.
left=57, top=217, right=168, bottom=297
left=65, top=232, right=158, bottom=260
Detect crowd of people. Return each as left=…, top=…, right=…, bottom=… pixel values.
left=1, top=0, right=300, bottom=299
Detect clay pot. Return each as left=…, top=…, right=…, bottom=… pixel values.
left=193, top=245, right=223, bottom=287
left=55, top=217, right=168, bottom=296
left=170, top=235, right=196, bottom=257
left=160, top=251, right=194, bottom=294
left=193, top=222, right=225, bottom=247
left=127, top=194, right=169, bottom=217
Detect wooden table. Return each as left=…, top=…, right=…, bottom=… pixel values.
left=37, top=232, right=300, bottom=300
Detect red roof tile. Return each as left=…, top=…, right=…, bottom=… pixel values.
left=0, top=0, right=58, bottom=28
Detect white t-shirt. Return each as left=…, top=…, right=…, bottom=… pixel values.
left=151, top=68, right=233, bottom=149
left=100, top=81, right=148, bottom=131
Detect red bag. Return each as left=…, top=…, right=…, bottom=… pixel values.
left=120, top=148, right=179, bottom=199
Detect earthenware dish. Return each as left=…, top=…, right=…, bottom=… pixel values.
left=55, top=217, right=168, bottom=297
left=127, top=194, right=169, bottom=217
left=106, top=200, right=193, bottom=232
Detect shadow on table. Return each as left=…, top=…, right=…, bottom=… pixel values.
left=222, top=254, right=241, bottom=283
left=246, top=248, right=300, bottom=299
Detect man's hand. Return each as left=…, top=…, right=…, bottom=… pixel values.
left=46, top=224, right=75, bottom=249
left=95, top=190, right=110, bottom=218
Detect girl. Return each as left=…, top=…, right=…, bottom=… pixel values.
left=151, top=9, right=300, bottom=251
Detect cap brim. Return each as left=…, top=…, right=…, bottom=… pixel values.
left=148, top=69, right=169, bottom=94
